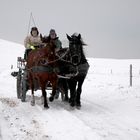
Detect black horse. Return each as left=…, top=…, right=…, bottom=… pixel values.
left=39, top=33, right=89, bottom=108
left=57, top=33, right=89, bottom=108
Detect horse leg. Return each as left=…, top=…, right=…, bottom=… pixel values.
left=59, top=86, right=68, bottom=102
left=42, top=87, right=49, bottom=108
left=68, top=79, right=77, bottom=107
left=49, top=79, right=57, bottom=102
left=58, top=79, right=69, bottom=102
left=76, top=78, right=85, bottom=108
left=31, top=89, right=35, bottom=106
left=29, top=75, right=35, bottom=106
left=63, top=79, right=69, bottom=102
left=40, top=80, right=49, bottom=108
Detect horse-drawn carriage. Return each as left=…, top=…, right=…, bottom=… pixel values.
left=16, top=34, right=89, bottom=109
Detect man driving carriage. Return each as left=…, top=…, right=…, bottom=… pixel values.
left=47, top=29, right=62, bottom=52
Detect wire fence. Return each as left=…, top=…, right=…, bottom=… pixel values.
left=87, top=59, right=140, bottom=87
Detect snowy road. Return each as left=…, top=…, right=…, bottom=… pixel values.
left=0, top=39, right=140, bottom=140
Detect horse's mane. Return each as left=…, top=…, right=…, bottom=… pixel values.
left=80, top=45, right=87, bottom=64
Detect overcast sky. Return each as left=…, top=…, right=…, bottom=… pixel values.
left=0, top=0, right=140, bottom=58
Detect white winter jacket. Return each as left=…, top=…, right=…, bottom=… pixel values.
left=24, top=35, right=42, bottom=49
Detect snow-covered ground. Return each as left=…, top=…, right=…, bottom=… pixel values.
left=0, top=39, right=140, bottom=140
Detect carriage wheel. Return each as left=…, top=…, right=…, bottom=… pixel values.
left=16, top=69, right=22, bottom=99
left=21, top=71, right=28, bottom=102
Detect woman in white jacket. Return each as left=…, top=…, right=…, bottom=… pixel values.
left=24, top=27, right=42, bottom=59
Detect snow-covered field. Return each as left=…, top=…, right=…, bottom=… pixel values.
left=0, top=39, right=140, bottom=140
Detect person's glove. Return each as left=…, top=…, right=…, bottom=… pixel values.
left=30, top=45, right=35, bottom=50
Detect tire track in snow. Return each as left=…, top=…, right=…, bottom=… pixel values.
left=0, top=95, right=101, bottom=140
left=0, top=97, right=50, bottom=140
left=48, top=97, right=140, bottom=140
left=70, top=99, right=140, bottom=140
left=36, top=100, right=102, bottom=140
left=49, top=99, right=110, bottom=137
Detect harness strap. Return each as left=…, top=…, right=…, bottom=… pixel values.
left=31, top=66, right=59, bottom=73
left=41, top=48, right=72, bottom=65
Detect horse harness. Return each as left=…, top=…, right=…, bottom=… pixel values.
left=26, top=48, right=89, bottom=79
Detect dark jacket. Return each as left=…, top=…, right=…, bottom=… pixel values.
left=48, top=36, right=62, bottom=51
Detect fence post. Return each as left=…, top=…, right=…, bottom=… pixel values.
left=130, top=64, right=132, bottom=87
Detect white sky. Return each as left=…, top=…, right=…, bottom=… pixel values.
left=0, top=0, right=140, bottom=58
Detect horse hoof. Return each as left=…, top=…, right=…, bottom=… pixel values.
left=21, top=99, right=26, bottom=102
left=70, top=106, right=75, bottom=110
left=31, top=101, right=35, bottom=106
left=63, top=97, right=69, bottom=102
left=44, top=105, right=49, bottom=109
left=76, top=105, right=81, bottom=110
left=49, top=96, right=54, bottom=102
left=70, top=102, right=75, bottom=107
left=69, top=98, right=72, bottom=103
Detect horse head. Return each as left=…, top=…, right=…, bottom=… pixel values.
left=40, top=35, right=56, bottom=62
left=67, top=33, right=85, bottom=66
left=40, top=34, right=51, bottom=44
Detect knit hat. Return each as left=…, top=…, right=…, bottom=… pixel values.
left=49, top=29, right=56, bottom=34
left=30, top=27, right=39, bottom=35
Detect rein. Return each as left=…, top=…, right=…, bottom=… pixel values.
left=26, top=47, right=83, bottom=79
left=41, top=48, right=71, bottom=65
